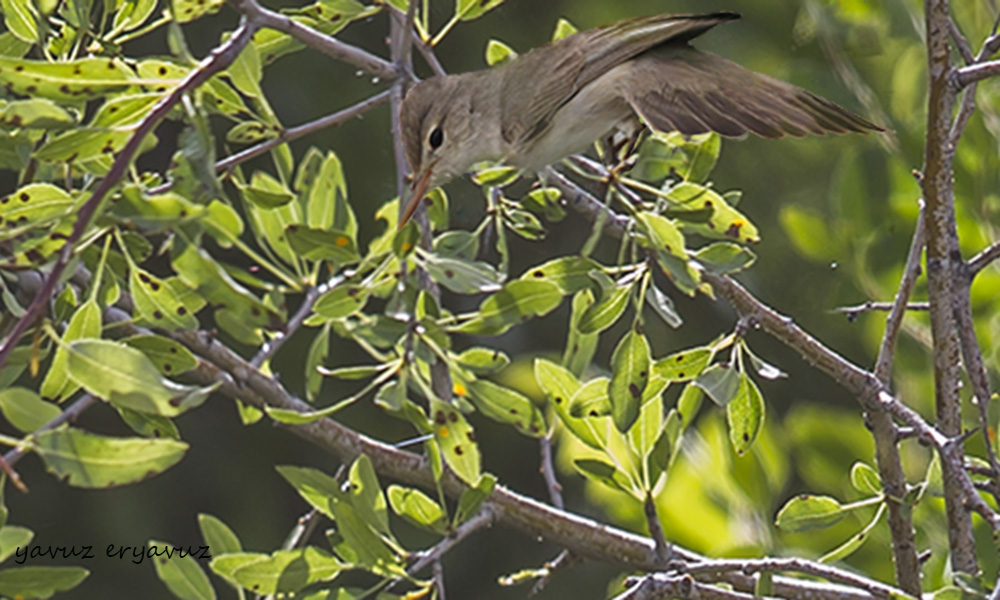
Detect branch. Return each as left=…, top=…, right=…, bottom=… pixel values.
left=0, top=18, right=259, bottom=371
left=539, top=434, right=564, bottom=509
left=251, top=274, right=344, bottom=367
left=966, top=240, right=1000, bottom=277
left=613, top=574, right=759, bottom=600
left=229, top=0, right=397, bottom=81
left=954, top=59, right=1000, bottom=87
left=834, top=301, right=929, bottom=319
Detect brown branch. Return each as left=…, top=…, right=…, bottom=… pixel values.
left=229, top=0, right=397, bottom=81
left=924, top=0, right=980, bottom=574
left=539, top=434, right=564, bottom=509
left=613, top=574, right=762, bottom=600
left=0, top=18, right=259, bottom=371
left=967, top=240, right=1000, bottom=277
left=834, top=301, right=930, bottom=318
left=954, top=59, right=1000, bottom=86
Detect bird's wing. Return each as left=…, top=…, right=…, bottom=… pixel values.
left=623, top=46, right=882, bottom=138
left=499, top=13, right=739, bottom=146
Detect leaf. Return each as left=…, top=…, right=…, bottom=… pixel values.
left=347, top=455, right=391, bottom=538
left=577, top=285, right=629, bottom=334
left=387, top=486, right=446, bottom=534
left=131, top=267, right=200, bottom=330
left=521, top=257, right=602, bottom=294
left=313, top=284, right=370, bottom=319
left=568, top=377, right=611, bottom=419
left=671, top=183, right=760, bottom=244
left=850, top=462, right=882, bottom=496
left=637, top=212, right=700, bottom=295
left=66, top=339, right=214, bottom=417
left=209, top=548, right=344, bottom=595
left=225, top=121, right=278, bottom=144
left=819, top=504, right=886, bottom=564
left=0, top=56, right=133, bottom=101
left=150, top=539, right=216, bottom=600
left=0, top=183, right=76, bottom=225
left=305, top=325, right=330, bottom=401
left=693, top=242, right=757, bottom=274
left=111, top=0, right=158, bottom=36
left=726, top=374, right=764, bottom=455
left=240, top=171, right=295, bottom=208
left=563, top=290, right=599, bottom=377
left=692, top=363, right=739, bottom=407
left=454, top=473, right=496, bottom=525
left=534, top=358, right=600, bottom=449
left=0, top=526, right=32, bottom=563
left=775, top=494, right=845, bottom=532
left=452, top=280, right=563, bottom=335
left=117, top=408, right=181, bottom=439
left=0, top=567, right=89, bottom=598
left=552, top=18, right=578, bottom=41
left=0, top=98, right=74, bottom=129
left=645, top=285, right=682, bottom=328
left=608, top=330, right=650, bottom=432
left=456, top=347, right=510, bottom=374
left=198, top=514, right=242, bottom=556
left=428, top=397, right=481, bottom=485
left=40, top=299, right=101, bottom=402
left=0, top=0, right=38, bottom=43
left=307, top=151, right=355, bottom=235
left=574, top=459, right=631, bottom=495
left=285, top=226, right=360, bottom=264
left=418, top=252, right=503, bottom=294
left=434, top=230, right=479, bottom=260
left=653, top=347, right=711, bottom=382
left=466, top=379, right=545, bottom=437
left=122, top=334, right=199, bottom=377
left=0, top=387, right=61, bottom=432
left=456, top=0, right=503, bottom=20
left=485, top=39, right=516, bottom=66
left=34, top=427, right=188, bottom=488
left=504, top=208, right=546, bottom=240
left=172, top=0, right=225, bottom=22
left=227, top=41, right=262, bottom=97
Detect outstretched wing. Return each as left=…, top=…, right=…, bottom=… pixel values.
left=623, top=46, right=882, bottom=138
left=499, top=13, right=740, bottom=146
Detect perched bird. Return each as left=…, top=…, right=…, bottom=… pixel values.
left=399, top=12, right=882, bottom=226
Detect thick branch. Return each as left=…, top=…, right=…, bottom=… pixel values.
left=955, top=60, right=1000, bottom=86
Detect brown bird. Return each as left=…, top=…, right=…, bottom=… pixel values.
left=399, top=12, right=882, bottom=226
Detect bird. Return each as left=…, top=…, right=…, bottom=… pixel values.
left=399, top=11, right=883, bottom=227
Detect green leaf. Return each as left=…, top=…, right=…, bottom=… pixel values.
left=726, top=374, right=764, bottom=455
left=0, top=183, right=76, bottom=225
left=418, top=252, right=502, bottom=294
left=225, top=121, right=279, bottom=144
left=209, top=548, right=344, bottom=595
left=574, top=459, right=631, bottom=495
left=150, top=539, right=216, bottom=600
left=850, top=462, right=882, bottom=496
left=452, top=280, right=563, bottom=335
left=563, top=290, right=598, bottom=377
left=671, top=183, right=760, bottom=244
left=0, top=387, right=61, bottom=432
left=227, top=41, right=262, bottom=97
left=285, top=226, right=360, bottom=264
left=0, top=98, right=74, bottom=129
left=551, top=18, right=577, bottom=41
left=456, top=0, right=503, bottom=20
left=305, top=325, right=330, bottom=401
left=240, top=171, right=295, bottom=208
left=277, top=466, right=339, bottom=519
left=122, top=334, right=199, bottom=377
left=0, top=56, right=133, bottom=101
left=485, top=39, right=516, bottom=66
left=0, top=526, right=33, bottom=563
left=466, top=379, right=544, bottom=437
left=504, top=208, right=546, bottom=240
left=314, top=284, right=370, bottom=319
left=645, top=285, right=682, bottom=328
left=198, top=514, right=242, bottom=556
left=0, top=0, right=38, bottom=43
left=172, top=0, right=225, bottom=22
left=608, top=330, right=650, bottom=432
left=429, top=397, right=481, bottom=485
left=521, top=256, right=602, bottom=294
left=65, top=339, right=214, bottom=417
left=775, top=494, right=845, bottom=532
left=347, top=455, right=391, bottom=538
left=568, top=377, right=611, bottom=419
left=117, top=408, right=181, bottom=439
left=40, top=299, right=101, bottom=402
left=820, top=504, right=886, bottom=564
left=633, top=132, right=719, bottom=183
left=456, top=347, right=510, bottom=374
left=434, top=230, right=479, bottom=260
left=387, top=486, right=446, bottom=533
left=0, top=567, right=89, bottom=598
left=653, top=347, right=711, bottom=382
left=637, top=212, right=700, bottom=295
left=307, top=151, right=355, bottom=235
left=692, top=363, right=739, bottom=407
left=577, top=285, right=629, bottom=334
left=454, top=473, right=496, bottom=525
left=34, top=427, right=188, bottom=488
left=131, top=267, right=200, bottom=330
left=111, top=0, right=158, bottom=36
left=692, top=242, right=757, bottom=274
left=534, top=358, right=600, bottom=449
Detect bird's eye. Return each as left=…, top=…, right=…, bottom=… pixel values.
left=428, top=126, right=444, bottom=149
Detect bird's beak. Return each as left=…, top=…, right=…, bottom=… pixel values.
left=399, top=159, right=438, bottom=230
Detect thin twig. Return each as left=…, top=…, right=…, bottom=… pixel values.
left=644, top=495, right=670, bottom=562
left=613, top=574, right=760, bottom=600
left=0, top=19, right=259, bottom=372
left=947, top=17, right=975, bottom=64
left=834, top=301, right=930, bottom=318
left=539, top=434, right=564, bottom=509
left=966, top=240, right=1000, bottom=277
left=3, top=395, right=99, bottom=468
left=251, top=274, right=344, bottom=368
left=230, top=0, right=397, bottom=81
left=683, top=557, right=915, bottom=599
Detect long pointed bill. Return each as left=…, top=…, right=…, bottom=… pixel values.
left=398, top=161, right=437, bottom=230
